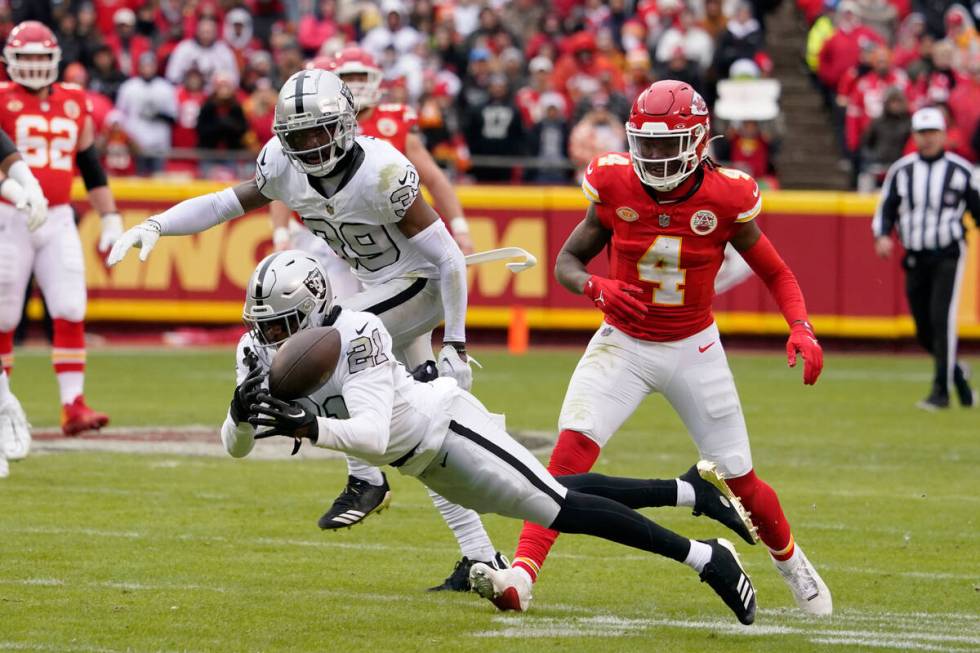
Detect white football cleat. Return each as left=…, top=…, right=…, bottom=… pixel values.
left=772, top=545, right=832, bottom=616
left=469, top=562, right=532, bottom=612
left=0, top=392, right=31, bottom=461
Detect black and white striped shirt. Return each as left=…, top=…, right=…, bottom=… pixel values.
left=872, top=151, right=980, bottom=252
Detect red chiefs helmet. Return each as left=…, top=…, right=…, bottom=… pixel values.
left=626, top=80, right=710, bottom=191
left=327, top=46, right=383, bottom=110
left=3, top=21, right=61, bottom=90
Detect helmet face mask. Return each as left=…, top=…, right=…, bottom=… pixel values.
left=337, top=69, right=383, bottom=110
left=278, top=116, right=354, bottom=172
left=626, top=80, right=710, bottom=192
left=273, top=69, right=357, bottom=176
left=4, top=21, right=61, bottom=90
left=243, top=251, right=332, bottom=350
left=627, top=125, right=705, bottom=191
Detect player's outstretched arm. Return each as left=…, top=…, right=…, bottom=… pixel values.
left=731, top=220, right=823, bottom=385
left=559, top=204, right=648, bottom=323
left=107, top=180, right=271, bottom=266
left=405, top=132, right=473, bottom=254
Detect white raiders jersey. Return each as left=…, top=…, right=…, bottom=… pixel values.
left=232, top=308, right=458, bottom=473
left=254, top=136, right=438, bottom=286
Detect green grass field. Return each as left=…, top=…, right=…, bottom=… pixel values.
left=2, top=346, right=979, bottom=652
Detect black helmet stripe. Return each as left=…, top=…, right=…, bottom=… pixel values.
left=294, top=70, right=307, bottom=113
left=253, top=255, right=277, bottom=305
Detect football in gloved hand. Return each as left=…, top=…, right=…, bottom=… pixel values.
left=269, top=327, right=341, bottom=400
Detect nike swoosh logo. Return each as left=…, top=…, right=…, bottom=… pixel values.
left=259, top=147, right=267, bottom=167
left=439, top=452, right=449, bottom=467
left=355, top=324, right=368, bottom=335
left=698, top=342, right=716, bottom=353
left=752, top=186, right=759, bottom=198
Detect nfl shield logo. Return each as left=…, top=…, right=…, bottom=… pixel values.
left=601, top=327, right=613, bottom=337
left=658, top=214, right=671, bottom=228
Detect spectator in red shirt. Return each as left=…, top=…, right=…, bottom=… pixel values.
left=624, top=48, right=655, bottom=101
left=94, top=0, right=136, bottom=35
left=950, top=56, right=980, bottom=160
left=551, top=31, right=625, bottom=109
left=892, top=12, right=926, bottom=69
left=243, top=82, right=278, bottom=154
left=297, top=0, right=342, bottom=57
left=907, top=40, right=966, bottom=111
left=169, top=68, right=208, bottom=176
left=845, top=45, right=909, bottom=154
left=817, top=0, right=884, bottom=95
left=105, top=8, right=152, bottom=78
left=727, top=120, right=775, bottom=182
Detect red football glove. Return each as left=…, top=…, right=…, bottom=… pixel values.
left=786, top=321, right=823, bottom=385
left=583, top=275, right=648, bottom=322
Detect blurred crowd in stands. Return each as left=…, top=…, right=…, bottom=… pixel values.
left=805, top=0, right=980, bottom=189
left=7, top=0, right=784, bottom=184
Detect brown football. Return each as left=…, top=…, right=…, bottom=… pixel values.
left=268, top=327, right=342, bottom=400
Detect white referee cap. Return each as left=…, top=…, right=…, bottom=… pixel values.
left=911, top=107, right=946, bottom=132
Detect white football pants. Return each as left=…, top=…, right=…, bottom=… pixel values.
left=558, top=321, right=754, bottom=478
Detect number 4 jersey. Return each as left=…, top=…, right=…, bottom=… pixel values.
left=0, top=82, right=90, bottom=206
left=582, top=153, right=763, bottom=342
left=255, top=135, right=437, bottom=286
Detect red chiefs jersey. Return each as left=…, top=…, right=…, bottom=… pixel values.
left=358, top=103, right=418, bottom=154
left=582, top=153, right=762, bottom=342
left=0, top=82, right=91, bottom=206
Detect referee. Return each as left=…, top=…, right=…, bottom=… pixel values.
left=872, top=106, right=977, bottom=410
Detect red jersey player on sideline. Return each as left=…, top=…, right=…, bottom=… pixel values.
left=470, top=81, right=833, bottom=617
left=0, top=21, right=123, bottom=436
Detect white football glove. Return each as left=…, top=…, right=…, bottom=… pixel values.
left=98, top=212, right=124, bottom=253
left=0, top=177, right=47, bottom=231
left=0, top=392, right=31, bottom=462
left=437, top=344, right=473, bottom=391
left=107, top=218, right=162, bottom=266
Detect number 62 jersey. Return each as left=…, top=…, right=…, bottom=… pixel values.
left=255, top=135, right=438, bottom=285
left=582, top=152, right=763, bottom=342
left=0, top=81, right=91, bottom=206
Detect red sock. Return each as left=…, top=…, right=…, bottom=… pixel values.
left=726, top=469, right=795, bottom=560
left=52, top=319, right=86, bottom=404
left=0, top=331, right=12, bottom=376
left=512, top=430, right=601, bottom=581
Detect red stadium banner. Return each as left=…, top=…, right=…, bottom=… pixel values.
left=46, top=180, right=980, bottom=338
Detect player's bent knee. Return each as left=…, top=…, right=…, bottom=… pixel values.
left=48, top=303, right=87, bottom=323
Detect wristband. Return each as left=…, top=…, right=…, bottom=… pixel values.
left=450, top=216, right=469, bottom=235
left=101, top=211, right=121, bottom=222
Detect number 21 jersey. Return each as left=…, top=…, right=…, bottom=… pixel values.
left=0, top=82, right=91, bottom=206
left=582, top=152, right=762, bottom=342
left=255, top=135, right=438, bottom=286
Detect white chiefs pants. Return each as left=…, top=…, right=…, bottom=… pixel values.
left=0, top=204, right=86, bottom=330
left=558, top=321, right=753, bottom=478
left=414, top=391, right=568, bottom=527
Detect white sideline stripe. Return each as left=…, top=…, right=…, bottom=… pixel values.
left=809, top=636, right=962, bottom=652
left=0, top=578, right=226, bottom=593
left=0, top=643, right=125, bottom=653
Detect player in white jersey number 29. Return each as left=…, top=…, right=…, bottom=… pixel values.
left=108, top=69, right=501, bottom=590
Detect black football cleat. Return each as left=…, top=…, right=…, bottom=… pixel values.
left=916, top=392, right=950, bottom=411
left=318, top=474, right=391, bottom=530
left=699, top=538, right=756, bottom=625
left=954, top=363, right=977, bottom=408
left=428, top=552, right=509, bottom=592
left=683, top=461, right=758, bottom=545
